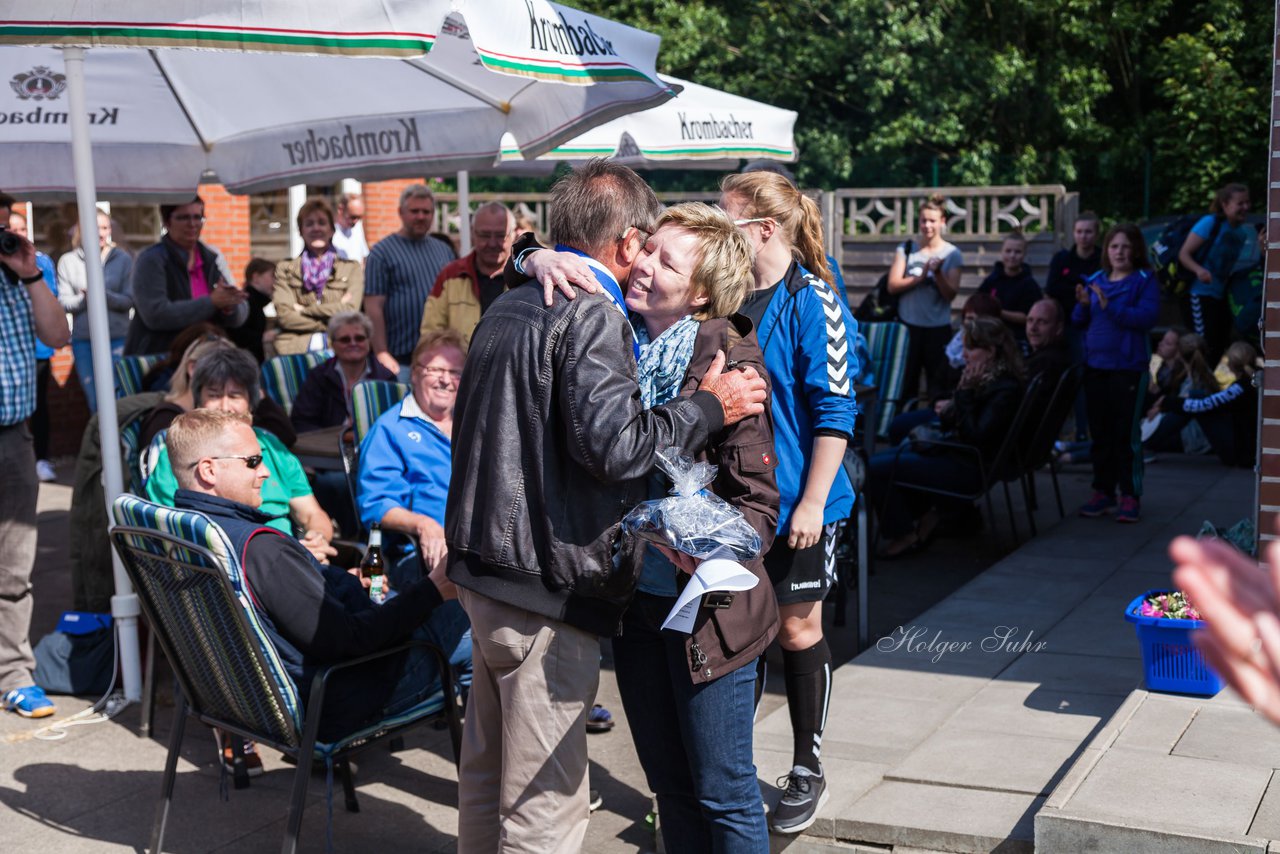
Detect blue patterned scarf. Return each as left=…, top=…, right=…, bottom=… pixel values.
left=634, top=315, right=700, bottom=408
left=300, top=247, right=335, bottom=298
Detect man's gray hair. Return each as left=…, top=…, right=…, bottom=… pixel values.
left=471, top=201, right=515, bottom=231
left=548, top=159, right=662, bottom=257
left=192, top=347, right=262, bottom=407
left=399, top=184, right=436, bottom=207
left=327, top=310, right=373, bottom=342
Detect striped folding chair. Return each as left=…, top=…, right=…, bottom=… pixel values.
left=110, top=494, right=461, bottom=854
left=351, top=380, right=410, bottom=446
left=342, top=381, right=410, bottom=538
left=260, top=350, right=332, bottom=416
left=860, top=321, right=914, bottom=440
left=113, top=353, right=165, bottom=398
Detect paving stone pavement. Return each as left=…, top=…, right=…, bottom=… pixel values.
left=0, top=454, right=1258, bottom=853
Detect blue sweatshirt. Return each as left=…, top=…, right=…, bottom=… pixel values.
left=756, top=262, right=859, bottom=532
left=1071, top=269, right=1159, bottom=373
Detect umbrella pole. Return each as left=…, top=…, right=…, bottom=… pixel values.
left=63, top=46, right=142, bottom=703
left=457, top=171, right=471, bottom=255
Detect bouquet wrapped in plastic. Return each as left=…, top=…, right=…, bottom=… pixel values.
left=621, top=447, right=762, bottom=561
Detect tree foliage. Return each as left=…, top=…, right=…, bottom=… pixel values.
left=567, top=0, right=1271, bottom=218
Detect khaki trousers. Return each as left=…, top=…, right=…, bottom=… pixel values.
left=456, top=587, right=600, bottom=854
left=0, top=424, right=38, bottom=693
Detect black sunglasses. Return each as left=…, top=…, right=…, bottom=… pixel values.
left=190, top=453, right=263, bottom=470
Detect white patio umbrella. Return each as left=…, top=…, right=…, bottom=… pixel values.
left=0, top=0, right=672, bottom=705
left=450, top=75, right=794, bottom=251
left=492, top=75, right=797, bottom=173
left=0, top=10, right=672, bottom=198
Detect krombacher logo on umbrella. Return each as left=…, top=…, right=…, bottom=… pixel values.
left=678, top=113, right=755, bottom=141
left=524, top=1, right=618, bottom=57
left=2, top=66, right=119, bottom=125
left=280, top=119, right=422, bottom=167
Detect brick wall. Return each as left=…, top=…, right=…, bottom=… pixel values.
left=199, top=184, right=251, bottom=283
left=362, top=179, right=419, bottom=245
left=1257, top=13, right=1280, bottom=550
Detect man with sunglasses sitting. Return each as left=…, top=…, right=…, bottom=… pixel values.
left=146, top=347, right=336, bottom=565
left=165, top=408, right=470, bottom=752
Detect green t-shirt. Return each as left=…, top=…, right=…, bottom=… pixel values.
left=145, top=427, right=313, bottom=535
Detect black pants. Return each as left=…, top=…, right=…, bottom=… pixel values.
left=902, top=323, right=953, bottom=401
left=32, top=358, right=50, bottom=461
left=1181, top=293, right=1231, bottom=367
left=1084, top=367, right=1145, bottom=498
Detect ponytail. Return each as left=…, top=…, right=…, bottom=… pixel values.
left=720, top=171, right=833, bottom=286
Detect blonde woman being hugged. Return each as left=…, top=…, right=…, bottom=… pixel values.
left=888, top=195, right=963, bottom=400
left=719, top=171, right=859, bottom=834
left=272, top=198, right=364, bottom=355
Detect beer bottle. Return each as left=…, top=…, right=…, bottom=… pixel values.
left=361, top=524, right=386, bottom=604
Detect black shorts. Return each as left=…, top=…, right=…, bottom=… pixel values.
left=766, top=522, right=838, bottom=605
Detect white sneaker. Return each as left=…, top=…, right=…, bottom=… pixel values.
left=35, top=460, right=56, bottom=482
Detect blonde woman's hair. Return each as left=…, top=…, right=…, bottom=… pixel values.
left=168, top=409, right=252, bottom=490
left=1225, top=340, right=1261, bottom=383
left=719, top=172, right=832, bottom=286
left=653, top=202, right=754, bottom=320
left=167, top=335, right=234, bottom=402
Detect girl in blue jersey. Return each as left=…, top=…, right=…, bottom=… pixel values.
left=719, top=171, right=858, bottom=833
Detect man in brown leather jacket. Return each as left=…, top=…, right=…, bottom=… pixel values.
left=446, top=161, right=768, bottom=852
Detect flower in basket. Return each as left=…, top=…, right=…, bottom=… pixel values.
left=1138, top=591, right=1203, bottom=621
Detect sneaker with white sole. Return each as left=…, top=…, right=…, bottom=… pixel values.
left=4, top=685, right=56, bottom=718
left=36, top=460, right=56, bottom=483
left=770, top=765, right=828, bottom=834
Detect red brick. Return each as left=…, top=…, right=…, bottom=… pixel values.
left=1263, top=451, right=1280, bottom=480
left=1265, top=393, right=1280, bottom=421
left=1260, top=480, right=1280, bottom=509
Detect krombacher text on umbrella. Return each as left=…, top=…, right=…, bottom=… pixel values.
left=280, top=119, right=422, bottom=166
left=678, top=112, right=754, bottom=141
left=525, top=1, right=617, bottom=57
left=0, top=104, right=119, bottom=125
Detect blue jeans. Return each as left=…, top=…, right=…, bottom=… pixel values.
left=382, top=598, right=472, bottom=718
left=72, top=337, right=124, bottom=414
left=613, top=593, right=768, bottom=854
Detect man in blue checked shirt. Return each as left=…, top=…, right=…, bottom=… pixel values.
left=0, top=191, right=71, bottom=720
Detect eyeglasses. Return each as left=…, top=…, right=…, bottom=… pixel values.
left=619, top=225, right=652, bottom=243
left=732, top=217, right=770, bottom=227
left=420, top=367, right=464, bottom=381
left=189, top=454, right=263, bottom=469
left=170, top=214, right=206, bottom=224
left=474, top=230, right=510, bottom=241
left=335, top=334, right=368, bottom=344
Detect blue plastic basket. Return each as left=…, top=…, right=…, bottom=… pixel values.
left=1123, top=590, right=1223, bottom=696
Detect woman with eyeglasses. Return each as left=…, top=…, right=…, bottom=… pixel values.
left=358, top=329, right=467, bottom=589
left=290, top=311, right=396, bottom=435
left=717, top=170, right=858, bottom=834
left=273, top=197, right=365, bottom=355
left=125, top=195, right=249, bottom=356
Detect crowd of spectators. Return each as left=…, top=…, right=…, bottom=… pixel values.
left=0, top=169, right=1267, bottom=849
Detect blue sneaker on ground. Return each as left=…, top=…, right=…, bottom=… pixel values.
left=3, top=685, right=55, bottom=718
left=1116, top=495, right=1141, bottom=523
left=1079, top=492, right=1117, bottom=518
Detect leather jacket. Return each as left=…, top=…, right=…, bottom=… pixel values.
left=445, top=275, right=726, bottom=637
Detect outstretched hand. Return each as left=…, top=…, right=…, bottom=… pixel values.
left=698, top=350, right=766, bottom=426
left=1171, top=534, right=1280, bottom=725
